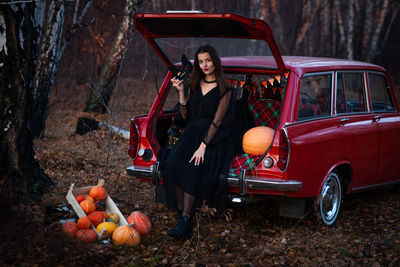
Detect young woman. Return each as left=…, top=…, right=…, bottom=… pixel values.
left=164, top=45, right=236, bottom=238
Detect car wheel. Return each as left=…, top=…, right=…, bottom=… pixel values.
left=315, top=171, right=342, bottom=226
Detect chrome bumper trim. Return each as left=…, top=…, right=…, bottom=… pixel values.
left=227, top=173, right=302, bottom=194
left=126, top=165, right=153, bottom=178
left=127, top=164, right=302, bottom=194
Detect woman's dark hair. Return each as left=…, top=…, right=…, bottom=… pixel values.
left=191, top=45, right=227, bottom=96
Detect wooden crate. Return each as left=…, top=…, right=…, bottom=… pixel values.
left=66, top=182, right=128, bottom=239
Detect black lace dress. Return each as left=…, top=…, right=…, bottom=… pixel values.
left=163, top=85, right=236, bottom=211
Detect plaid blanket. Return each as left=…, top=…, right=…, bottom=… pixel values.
left=248, top=98, right=281, bottom=128
left=229, top=154, right=260, bottom=177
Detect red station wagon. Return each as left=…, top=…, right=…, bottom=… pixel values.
left=126, top=12, right=400, bottom=226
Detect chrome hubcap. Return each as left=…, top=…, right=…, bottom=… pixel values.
left=320, top=173, right=341, bottom=224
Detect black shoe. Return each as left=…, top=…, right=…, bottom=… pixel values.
left=168, top=214, right=191, bottom=239
left=177, top=209, right=183, bottom=219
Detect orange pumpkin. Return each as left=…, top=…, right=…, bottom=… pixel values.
left=112, top=225, right=140, bottom=246
left=127, top=211, right=151, bottom=236
left=85, top=196, right=95, bottom=202
left=62, top=222, right=79, bottom=238
left=242, top=126, right=275, bottom=155
left=76, top=229, right=97, bottom=243
left=80, top=199, right=96, bottom=214
left=89, top=179, right=107, bottom=200
left=77, top=216, right=91, bottom=229
left=88, top=211, right=104, bottom=226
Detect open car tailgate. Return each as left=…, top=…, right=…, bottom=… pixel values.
left=134, top=12, right=286, bottom=74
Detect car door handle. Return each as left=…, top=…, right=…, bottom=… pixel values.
left=340, top=118, right=350, bottom=123
left=374, top=115, right=382, bottom=120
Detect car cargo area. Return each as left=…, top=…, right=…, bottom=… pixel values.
left=153, top=72, right=288, bottom=177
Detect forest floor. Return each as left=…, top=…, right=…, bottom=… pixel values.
left=1, top=78, right=400, bottom=266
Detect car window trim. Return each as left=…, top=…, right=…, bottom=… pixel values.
left=296, top=71, right=334, bottom=122
left=335, top=70, right=370, bottom=115
left=366, top=70, right=396, bottom=114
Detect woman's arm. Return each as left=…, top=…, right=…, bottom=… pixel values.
left=171, top=78, right=189, bottom=120
left=203, top=89, right=232, bottom=145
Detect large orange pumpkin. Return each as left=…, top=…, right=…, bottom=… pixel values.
left=127, top=211, right=151, bottom=236
left=76, top=229, right=97, bottom=243
left=89, top=179, right=107, bottom=200
left=80, top=199, right=95, bottom=214
left=62, top=222, right=79, bottom=238
left=242, top=126, right=275, bottom=155
left=77, top=216, right=91, bottom=229
left=112, top=225, right=140, bottom=246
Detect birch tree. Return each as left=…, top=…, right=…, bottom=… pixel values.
left=0, top=0, right=92, bottom=205
left=84, top=0, right=141, bottom=113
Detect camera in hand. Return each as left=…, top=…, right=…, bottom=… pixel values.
left=169, top=54, right=193, bottom=81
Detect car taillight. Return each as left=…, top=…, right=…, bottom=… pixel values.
left=277, top=128, right=289, bottom=171
left=128, top=120, right=139, bottom=159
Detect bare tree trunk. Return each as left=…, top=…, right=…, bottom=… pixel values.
left=293, top=0, right=321, bottom=55
left=380, top=4, right=400, bottom=56
left=30, top=0, right=64, bottom=138
left=346, top=0, right=355, bottom=60
left=367, top=0, right=389, bottom=62
left=30, top=0, right=93, bottom=138
left=0, top=0, right=93, bottom=207
left=321, top=0, right=331, bottom=56
left=331, top=1, right=337, bottom=57
left=334, top=0, right=346, bottom=57
left=0, top=4, right=52, bottom=208
left=361, top=0, right=373, bottom=59
left=84, top=0, right=141, bottom=114
left=249, top=0, right=263, bottom=55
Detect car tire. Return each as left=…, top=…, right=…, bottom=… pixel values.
left=314, top=170, right=342, bottom=226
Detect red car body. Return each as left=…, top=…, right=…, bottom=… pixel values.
left=127, top=12, right=400, bottom=225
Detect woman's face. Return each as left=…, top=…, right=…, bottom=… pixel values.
left=197, top=52, right=215, bottom=77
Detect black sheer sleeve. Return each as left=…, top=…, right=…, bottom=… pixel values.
left=178, top=84, right=191, bottom=121
left=203, top=89, right=232, bottom=145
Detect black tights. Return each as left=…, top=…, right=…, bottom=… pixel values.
left=175, top=186, right=195, bottom=217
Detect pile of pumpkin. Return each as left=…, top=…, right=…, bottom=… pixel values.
left=62, top=181, right=151, bottom=246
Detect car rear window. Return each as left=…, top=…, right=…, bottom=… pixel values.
left=154, top=37, right=277, bottom=70
left=297, top=73, right=332, bottom=121
left=368, top=72, right=395, bottom=112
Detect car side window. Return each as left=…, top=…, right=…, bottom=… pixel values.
left=297, top=74, right=332, bottom=121
left=368, top=72, right=395, bottom=112
left=336, top=72, right=367, bottom=114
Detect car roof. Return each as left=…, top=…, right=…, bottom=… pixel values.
left=221, top=56, right=386, bottom=75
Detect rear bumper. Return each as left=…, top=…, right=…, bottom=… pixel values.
left=227, top=169, right=302, bottom=195
left=126, top=165, right=153, bottom=178
left=127, top=163, right=302, bottom=194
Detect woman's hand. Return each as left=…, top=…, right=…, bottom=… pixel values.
left=172, top=78, right=186, bottom=105
left=189, top=142, right=206, bottom=166
left=171, top=77, right=184, bottom=93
